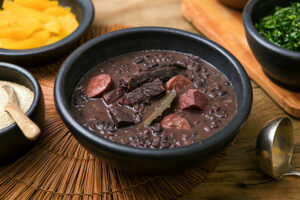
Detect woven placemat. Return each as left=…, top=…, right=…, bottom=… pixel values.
left=0, top=25, right=227, bottom=200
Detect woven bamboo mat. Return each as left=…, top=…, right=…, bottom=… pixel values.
left=0, top=25, right=227, bottom=200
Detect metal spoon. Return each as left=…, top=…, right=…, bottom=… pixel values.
left=256, top=117, right=300, bottom=180
left=2, top=85, right=40, bottom=141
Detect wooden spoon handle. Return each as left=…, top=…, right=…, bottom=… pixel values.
left=4, top=104, right=41, bottom=141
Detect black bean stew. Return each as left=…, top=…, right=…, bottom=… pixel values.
left=71, top=50, right=237, bottom=149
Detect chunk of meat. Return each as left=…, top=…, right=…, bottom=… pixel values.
left=161, top=114, right=191, bottom=130
left=108, top=104, right=135, bottom=128
left=86, top=74, right=112, bottom=98
left=103, top=88, right=124, bottom=104
left=119, top=64, right=185, bottom=91
left=119, top=79, right=165, bottom=106
left=120, top=73, right=150, bottom=91
left=166, top=75, right=193, bottom=92
left=178, top=89, right=207, bottom=110
left=150, top=64, right=185, bottom=82
left=149, top=63, right=185, bottom=70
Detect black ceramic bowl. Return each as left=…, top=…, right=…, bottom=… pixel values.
left=0, top=0, right=94, bottom=67
left=55, top=27, right=252, bottom=173
left=0, top=62, right=44, bottom=165
left=243, top=0, right=300, bottom=89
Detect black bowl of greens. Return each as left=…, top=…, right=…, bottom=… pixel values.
left=243, top=0, right=300, bottom=89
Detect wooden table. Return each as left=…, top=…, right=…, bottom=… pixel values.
left=93, top=0, right=300, bottom=199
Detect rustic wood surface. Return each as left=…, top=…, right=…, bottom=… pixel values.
left=93, top=0, right=300, bottom=199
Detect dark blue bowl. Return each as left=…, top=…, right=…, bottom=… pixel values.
left=243, top=0, right=300, bottom=89
left=54, top=27, right=252, bottom=173
left=0, top=0, right=94, bottom=67
left=0, top=62, right=44, bottom=165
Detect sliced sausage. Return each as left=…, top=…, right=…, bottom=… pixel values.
left=161, top=114, right=191, bottom=130
left=166, top=75, right=193, bottom=92
left=178, top=89, right=207, bottom=110
left=86, top=74, right=112, bottom=98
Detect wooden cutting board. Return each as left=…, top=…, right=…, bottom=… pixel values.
left=181, top=0, right=300, bottom=118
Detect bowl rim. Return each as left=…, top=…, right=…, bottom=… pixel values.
left=0, top=62, right=42, bottom=135
left=55, top=27, right=252, bottom=160
left=0, top=0, right=94, bottom=55
left=243, top=0, right=300, bottom=58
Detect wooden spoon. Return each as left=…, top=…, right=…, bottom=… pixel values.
left=2, top=85, right=40, bottom=141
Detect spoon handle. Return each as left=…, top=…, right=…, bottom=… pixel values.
left=4, top=104, right=41, bottom=141
left=284, top=165, right=300, bottom=177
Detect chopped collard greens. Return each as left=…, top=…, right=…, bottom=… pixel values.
left=255, top=3, right=300, bottom=52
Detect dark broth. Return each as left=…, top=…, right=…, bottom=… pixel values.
left=71, top=50, right=237, bottom=149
